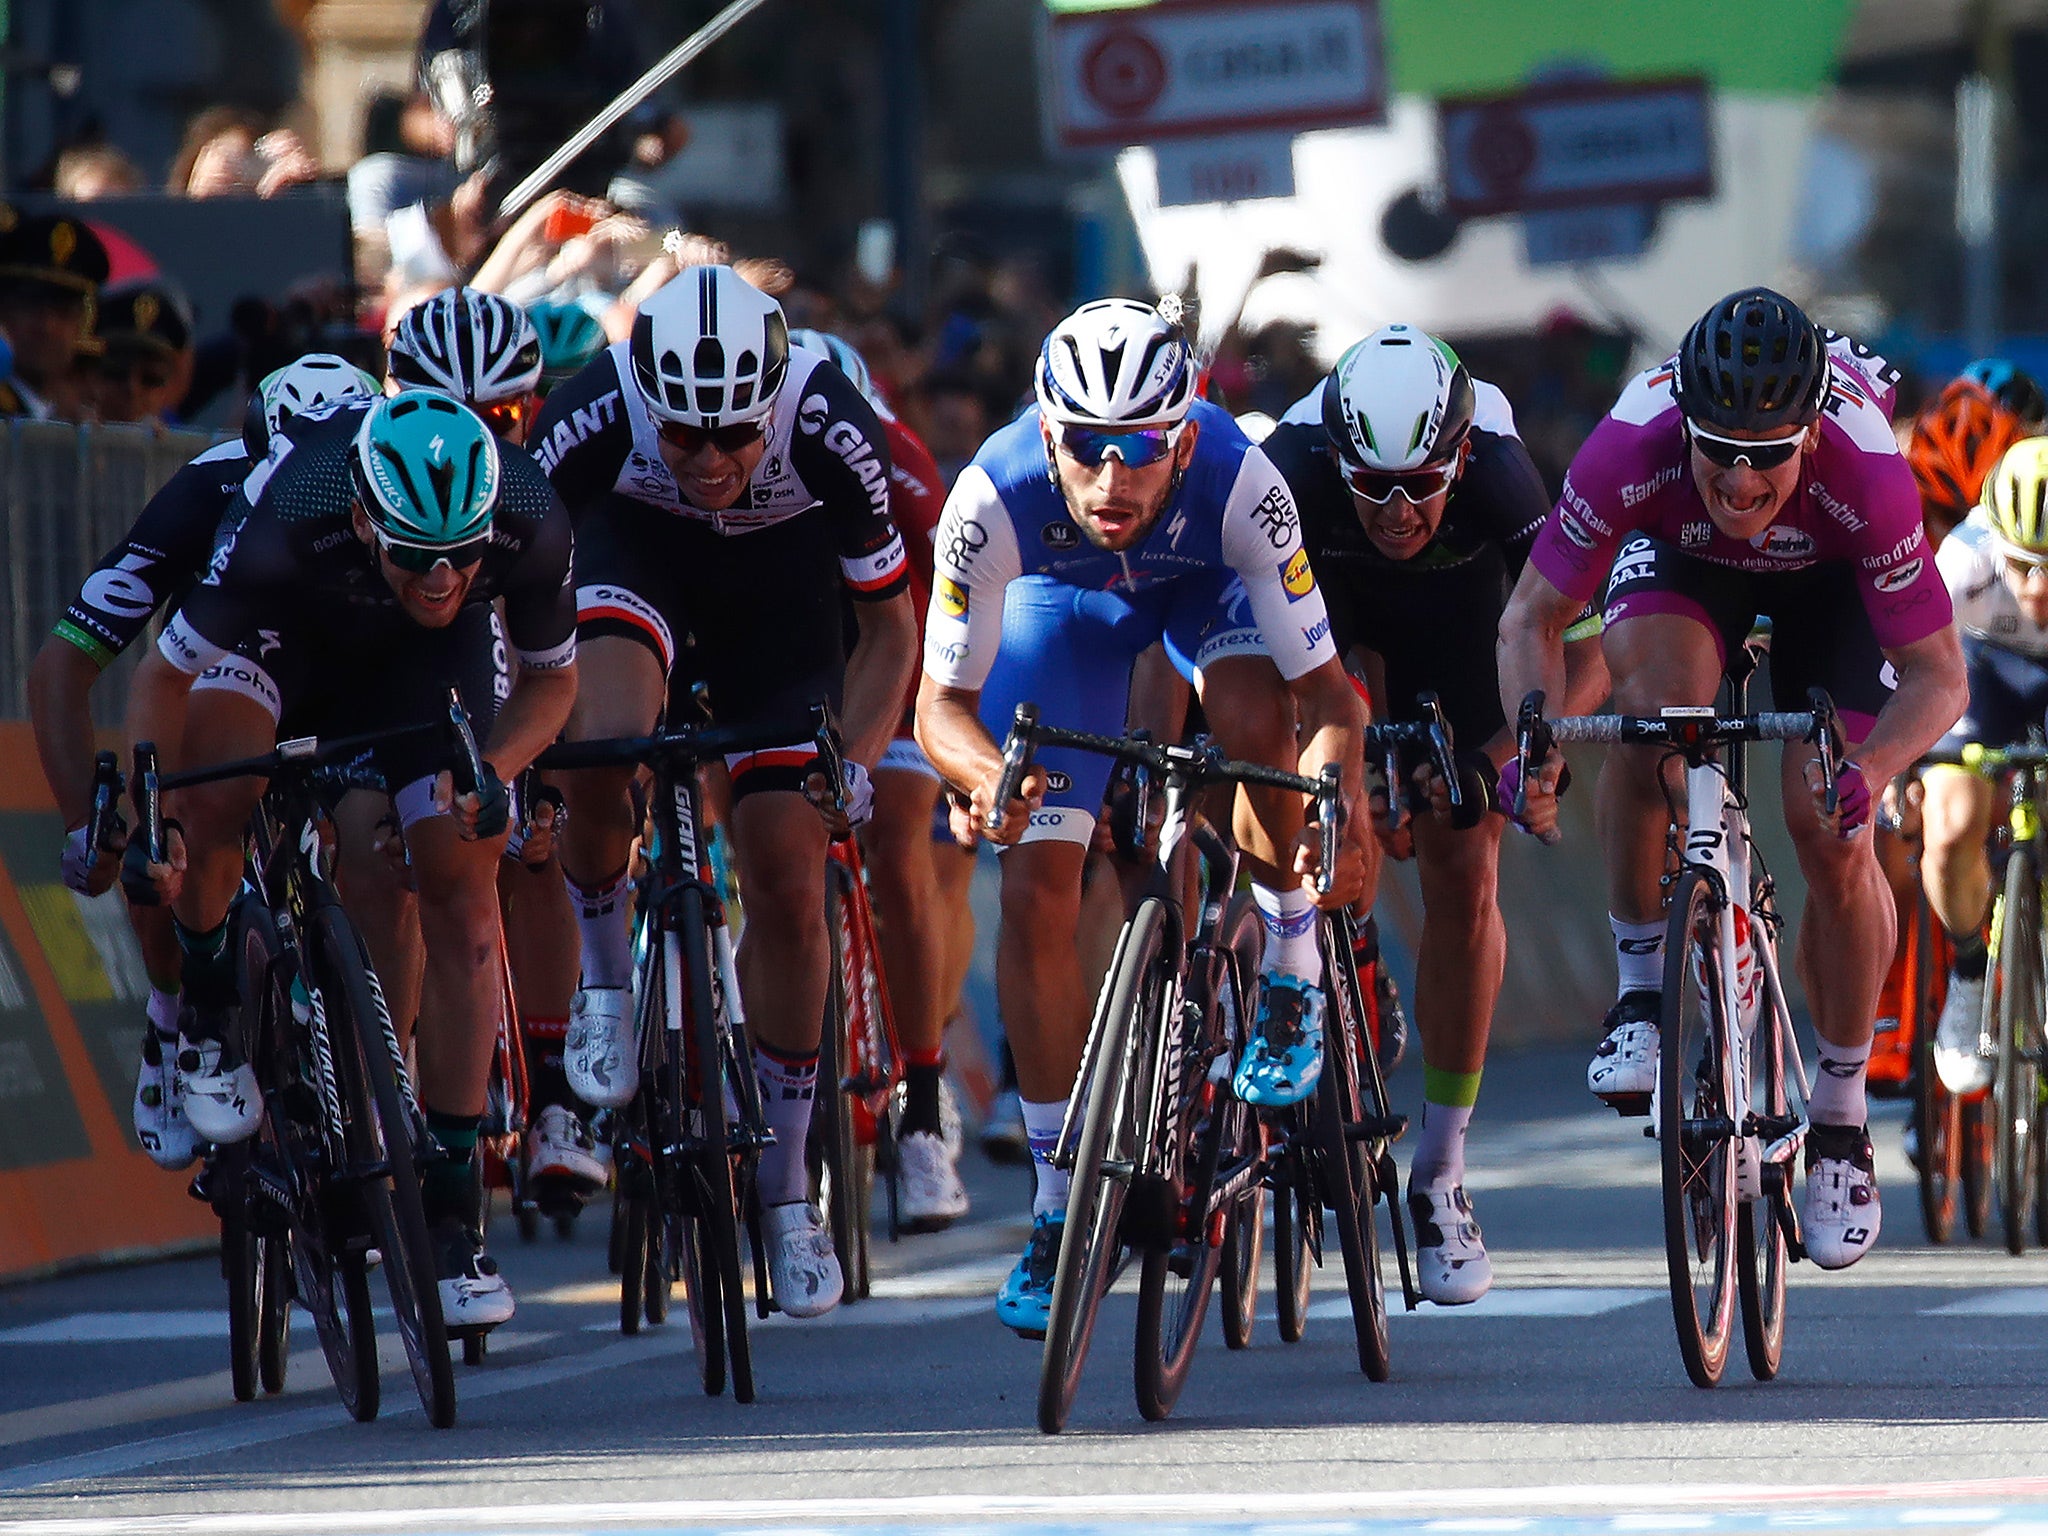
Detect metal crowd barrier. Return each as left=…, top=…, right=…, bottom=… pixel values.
left=0, top=421, right=224, bottom=724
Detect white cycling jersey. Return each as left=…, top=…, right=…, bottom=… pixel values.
left=1937, top=509, right=2048, bottom=660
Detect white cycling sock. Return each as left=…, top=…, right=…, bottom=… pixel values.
left=753, top=1043, right=818, bottom=1206
left=147, top=986, right=180, bottom=1038
left=566, top=868, right=634, bottom=991
left=1254, top=884, right=1320, bottom=981
left=1409, top=1102, right=1473, bottom=1192
left=1610, top=915, right=1665, bottom=997
left=1809, top=1037, right=1872, bottom=1129
left=1021, top=1096, right=1071, bottom=1216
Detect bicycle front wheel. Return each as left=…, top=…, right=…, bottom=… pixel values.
left=1038, top=898, right=1164, bottom=1434
left=1995, top=844, right=2042, bottom=1257
left=315, top=904, right=457, bottom=1428
left=1736, top=897, right=1790, bottom=1383
left=1316, top=918, right=1389, bottom=1382
left=1910, top=890, right=1962, bottom=1244
left=1659, top=870, right=1739, bottom=1389
left=1272, top=1168, right=1313, bottom=1343
left=814, top=862, right=871, bottom=1302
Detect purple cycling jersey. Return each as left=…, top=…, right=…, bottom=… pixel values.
left=1530, top=346, right=1952, bottom=650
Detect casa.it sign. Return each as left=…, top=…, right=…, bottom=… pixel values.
left=1438, top=75, right=1714, bottom=218
left=1045, top=0, right=1385, bottom=152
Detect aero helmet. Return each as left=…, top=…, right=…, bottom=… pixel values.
left=1321, top=324, right=1476, bottom=472
left=628, top=263, right=789, bottom=427
left=527, top=298, right=609, bottom=391
left=242, top=353, right=380, bottom=460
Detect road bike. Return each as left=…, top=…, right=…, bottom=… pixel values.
left=539, top=704, right=839, bottom=1402
left=134, top=716, right=462, bottom=1426
left=1517, top=651, right=1835, bottom=1388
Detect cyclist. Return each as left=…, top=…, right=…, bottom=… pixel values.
left=125, top=389, right=578, bottom=1326
left=532, top=264, right=918, bottom=1319
left=1260, top=323, right=1606, bottom=1304
left=528, top=298, right=610, bottom=398
left=1499, top=287, right=1966, bottom=1270
left=915, top=297, right=1370, bottom=1336
left=1920, top=438, right=2048, bottom=1094
left=1960, top=358, right=2048, bottom=432
left=27, top=353, right=379, bottom=1164
left=791, top=326, right=969, bottom=1230
left=388, top=287, right=602, bottom=1209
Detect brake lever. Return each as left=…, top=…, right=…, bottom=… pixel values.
left=133, top=743, right=164, bottom=866
left=987, top=702, right=1040, bottom=836
left=1315, top=763, right=1342, bottom=898
left=1808, top=686, right=1841, bottom=817
left=89, top=750, right=125, bottom=854
left=445, top=685, right=486, bottom=798
left=812, top=701, right=849, bottom=816
left=1420, top=691, right=1461, bottom=815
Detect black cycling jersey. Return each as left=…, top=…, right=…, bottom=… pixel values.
left=56, top=439, right=252, bottom=667
left=159, top=398, right=577, bottom=678
left=531, top=342, right=908, bottom=601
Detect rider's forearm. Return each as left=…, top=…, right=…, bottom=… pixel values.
left=29, top=637, right=102, bottom=827
left=482, top=664, right=578, bottom=781
left=913, top=674, right=999, bottom=795
left=1291, top=662, right=1368, bottom=808
left=1852, top=646, right=1968, bottom=786
left=842, top=593, right=918, bottom=770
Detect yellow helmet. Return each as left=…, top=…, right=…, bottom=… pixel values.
left=1982, top=436, right=2048, bottom=558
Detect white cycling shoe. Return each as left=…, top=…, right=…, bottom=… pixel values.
left=1931, top=971, right=1993, bottom=1096
left=896, top=1129, right=970, bottom=1232
left=176, top=1028, right=262, bottom=1145
left=134, top=1026, right=199, bottom=1168
left=433, top=1217, right=515, bottom=1329
left=763, top=1200, right=843, bottom=1318
left=527, top=1103, right=607, bottom=1191
left=1408, top=1181, right=1493, bottom=1306
left=565, top=987, right=637, bottom=1109
left=1587, top=991, right=1660, bottom=1112
left=1803, top=1123, right=1882, bottom=1271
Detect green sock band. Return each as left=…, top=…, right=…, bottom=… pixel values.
left=1422, top=1064, right=1483, bottom=1109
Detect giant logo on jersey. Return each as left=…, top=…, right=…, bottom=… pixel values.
left=1280, top=548, right=1315, bottom=601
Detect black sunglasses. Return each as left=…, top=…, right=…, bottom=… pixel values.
left=658, top=419, right=766, bottom=456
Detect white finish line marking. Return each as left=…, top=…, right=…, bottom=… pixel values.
left=1923, top=1289, right=2048, bottom=1316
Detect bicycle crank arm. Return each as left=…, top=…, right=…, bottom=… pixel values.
left=1380, top=1149, right=1421, bottom=1311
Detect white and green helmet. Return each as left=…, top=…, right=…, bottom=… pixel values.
left=1321, top=324, right=1476, bottom=472
left=243, top=353, right=380, bottom=460
left=350, top=390, right=501, bottom=548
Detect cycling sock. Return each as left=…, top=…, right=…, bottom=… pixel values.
left=1610, top=915, right=1665, bottom=996
left=753, top=1043, right=818, bottom=1207
left=523, top=1015, right=570, bottom=1113
left=1021, top=1096, right=1071, bottom=1216
left=1951, top=927, right=1989, bottom=982
left=147, top=986, right=180, bottom=1039
left=1809, top=1037, right=1872, bottom=1128
left=1254, top=884, right=1319, bottom=981
left=1411, top=1103, right=1475, bottom=1192
left=172, top=918, right=235, bottom=1018
left=900, top=1049, right=945, bottom=1138
left=422, top=1108, right=481, bottom=1225
left=565, top=866, right=634, bottom=991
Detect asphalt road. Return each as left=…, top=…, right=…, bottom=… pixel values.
left=4, top=1048, right=2048, bottom=1536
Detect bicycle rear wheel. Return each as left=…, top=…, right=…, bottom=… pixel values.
left=1272, top=1168, right=1313, bottom=1343
left=315, top=904, right=456, bottom=1428
left=1218, top=1182, right=1262, bottom=1351
left=1037, top=898, right=1163, bottom=1434
left=1995, top=844, right=2042, bottom=1257
left=1737, top=907, right=1790, bottom=1382
left=1659, top=870, right=1739, bottom=1389
left=680, top=889, right=754, bottom=1403
left=258, top=1233, right=291, bottom=1394
left=1963, top=1090, right=1995, bottom=1240
left=1214, top=897, right=1264, bottom=1354
left=1316, top=918, right=1389, bottom=1382
left=224, top=1203, right=261, bottom=1403
left=1910, top=890, right=1962, bottom=1244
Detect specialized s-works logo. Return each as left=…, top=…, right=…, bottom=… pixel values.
left=1280, top=547, right=1315, bottom=601
left=937, top=577, right=969, bottom=618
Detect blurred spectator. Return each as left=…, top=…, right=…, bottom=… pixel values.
left=916, top=369, right=991, bottom=489
left=0, top=210, right=109, bottom=419
left=54, top=145, right=145, bottom=202
left=348, top=89, right=461, bottom=238
left=95, top=280, right=196, bottom=424
left=469, top=190, right=650, bottom=306
left=169, top=107, right=321, bottom=200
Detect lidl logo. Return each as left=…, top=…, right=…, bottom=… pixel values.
left=1281, top=548, right=1315, bottom=601
left=937, top=577, right=968, bottom=618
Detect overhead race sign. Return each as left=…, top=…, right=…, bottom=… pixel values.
left=1045, top=0, right=1384, bottom=152
left=1152, top=133, right=1297, bottom=205
left=1438, top=75, right=1713, bottom=218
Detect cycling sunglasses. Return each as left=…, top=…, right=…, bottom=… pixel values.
left=1685, top=419, right=1808, bottom=472
left=374, top=526, right=492, bottom=575
left=657, top=418, right=766, bottom=456
left=475, top=393, right=536, bottom=438
left=1054, top=423, right=1184, bottom=469
left=1338, top=453, right=1461, bottom=505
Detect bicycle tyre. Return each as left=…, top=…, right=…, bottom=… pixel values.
left=258, top=1233, right=291, bottom=1394
left=679, top=887, right=754, bottom=1403
left=1316, top=919, right=1389, bottom=1382
left=1214, top=897, right=1264, bottom=1354
left=619, top=1188, right=649, bottom=1336
left=314, top=903, right=457, bottom=1428
left=1996, top=843, right=2041, bottom=1257
left=815, top=864, right=869, bottom=1301
left=1736, top=896, right=1789, bottom=1382
left=1037, top=898, right=1163, bottom=1434
left=1273, top=1171, right=1313, bottom=1343
left=1963, top=1090, right=1995, bottom=1240
left=224, top=1210, right=260, bottom=1403
left=1659, top=869, right=1739, bottom=1389
left=1910, top=891, right=1962, bottom=1244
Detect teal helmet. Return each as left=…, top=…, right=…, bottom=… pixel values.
left=528, top=299, right=609, bottom=389
left=350, top=390, right=500, bottom=552
left=243, top=353, right=381, bottom=460
left=790, top=327, right=883, bottom=411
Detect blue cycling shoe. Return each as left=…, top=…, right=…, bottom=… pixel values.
left=1232, top=970, right=1326, bottom=1108
left=995, top=1209, right=1064, bottom=1339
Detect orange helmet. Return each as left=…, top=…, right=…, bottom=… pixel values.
left=1908, top=378, right=2025, bottom=528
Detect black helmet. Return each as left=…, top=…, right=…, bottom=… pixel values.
left=1675, top=287, right=1828, bottom=432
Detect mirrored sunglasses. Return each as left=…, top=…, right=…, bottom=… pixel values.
left=1339, top=454, right=1460, bottom=505
left=1685, top=420, right=1807, bottom=472
left=657, top=418, right=766, bottom=456
left=1055, top=424, right=1182, bottom=469
left=375, top=528, right=492, bottom=575
left=476, top=394, right=535, bottom=437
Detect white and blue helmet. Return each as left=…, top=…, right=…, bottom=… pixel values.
left=1034, top=298, right=1195, bottom=430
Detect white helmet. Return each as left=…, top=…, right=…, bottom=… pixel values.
left=1321, top=324, right=1475, bottom=472
left=630, top=264, right=789, bottom=427
left=387, top=287, right=543, bottom=405
left=242, top=352, right=381, bottom=459
left=1034, top=298, right=1196, bottom=430
left=790, top=327, right=882, bottom=411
